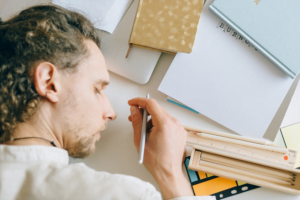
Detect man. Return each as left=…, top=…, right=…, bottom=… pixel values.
left=0, top=5, right=213, bottom=200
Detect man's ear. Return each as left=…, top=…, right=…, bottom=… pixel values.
left=34, top=62, right=61, bottom=103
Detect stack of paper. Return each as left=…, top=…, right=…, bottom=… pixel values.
left=158, top=0, right=293, bottom=139
left=52, top=0, right=133, bottom=33
left=1, top=0, right=132, bottom=34
left=53, top=0, right=162, bottom=84
left=100, top=0, right=161, bottom=84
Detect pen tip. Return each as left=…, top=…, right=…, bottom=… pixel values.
left=139, top=160, right=143, bottom=164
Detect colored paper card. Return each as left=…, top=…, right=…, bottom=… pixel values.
left=185, top=158, right=199, bottom=182
left=184, top=157, right=259, bottom=199
left=198, top=172, right=206, bottom=179
left=193, top=177, right=237, bottom=196
left=167, top=97, right=199, bottom=114
left=281, top=122, right=300, bottom=169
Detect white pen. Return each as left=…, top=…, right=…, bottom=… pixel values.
left=139, top=93, right=149, bottom=164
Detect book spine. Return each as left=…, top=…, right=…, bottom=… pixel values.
left=128, top=0, right=143, bottom=44
left=209, top=5, right=295, bottom=78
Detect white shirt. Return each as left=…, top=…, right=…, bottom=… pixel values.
left=0, top=145, right=215, bottom=200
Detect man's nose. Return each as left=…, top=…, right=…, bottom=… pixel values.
left=103, top=95, right=117, bottom=121
left=107, top=106, right=117, bottom=121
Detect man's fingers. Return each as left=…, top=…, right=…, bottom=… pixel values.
left=130, top=106, right=143, bottom=150
left=146, top=119, right=153, bottom=133
left=128, top=98, right=166, bottom=126
left=160, top=106, right=173, bottom=118
left=182, top=149, right=187, bottom=163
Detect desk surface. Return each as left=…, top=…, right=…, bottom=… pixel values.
left=79, top=52, right=300, bottom=200
left=1, top=1, right=300, bottom=199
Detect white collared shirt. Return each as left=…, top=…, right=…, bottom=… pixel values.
left=0, top=145, right=215, bottom=200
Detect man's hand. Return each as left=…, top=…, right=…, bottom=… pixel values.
left=128, top=97, right=193, bottom=199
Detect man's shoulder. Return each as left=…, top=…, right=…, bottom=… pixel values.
left=41, top=162, right=162, bottom=200
left=60, top=162, right=146, bottom=183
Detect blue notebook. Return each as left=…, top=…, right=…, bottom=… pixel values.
left=209, top=0, right=300, bottom=78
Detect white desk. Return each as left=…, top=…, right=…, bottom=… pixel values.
left=74, top=52, right=300, bottom=200
left=1, top=1, right=300, bottom=199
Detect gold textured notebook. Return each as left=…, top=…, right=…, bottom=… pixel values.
left=126, top=0, right=204, bottom=58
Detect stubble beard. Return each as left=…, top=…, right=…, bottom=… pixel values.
left=68, top=135, right=96, bottom=159
left=61, top=90, right=98, bottom=159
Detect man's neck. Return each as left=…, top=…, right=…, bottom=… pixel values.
left=4, top=119, right=62, bottom=148
left=5, top=137, right=56, bottom=147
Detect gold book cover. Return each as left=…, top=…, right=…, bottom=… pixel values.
left=127, top=0, right=204, bottom=56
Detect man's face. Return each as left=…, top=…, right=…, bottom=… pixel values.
left=54, top=40, right=116, bottom=158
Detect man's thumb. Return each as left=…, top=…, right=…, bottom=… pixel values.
left=130, top=106, right=143, bottom=149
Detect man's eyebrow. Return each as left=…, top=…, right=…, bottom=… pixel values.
left=95, top=79, right=110, bottom=86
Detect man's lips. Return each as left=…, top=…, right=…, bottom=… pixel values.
left=96, top=124, right=107, bottom=141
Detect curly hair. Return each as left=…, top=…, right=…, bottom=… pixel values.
left=0, top=5, right=101, bottom=143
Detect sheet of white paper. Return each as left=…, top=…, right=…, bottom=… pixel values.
left=158, top=0, right=293, bottom=139
left=52, top=0, right=132, bottom=34
left=101, top=0, right=161, bottom=84
left=101, top=0, right=133, bottom=34
left=281, top=82, right=300, bottom=128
